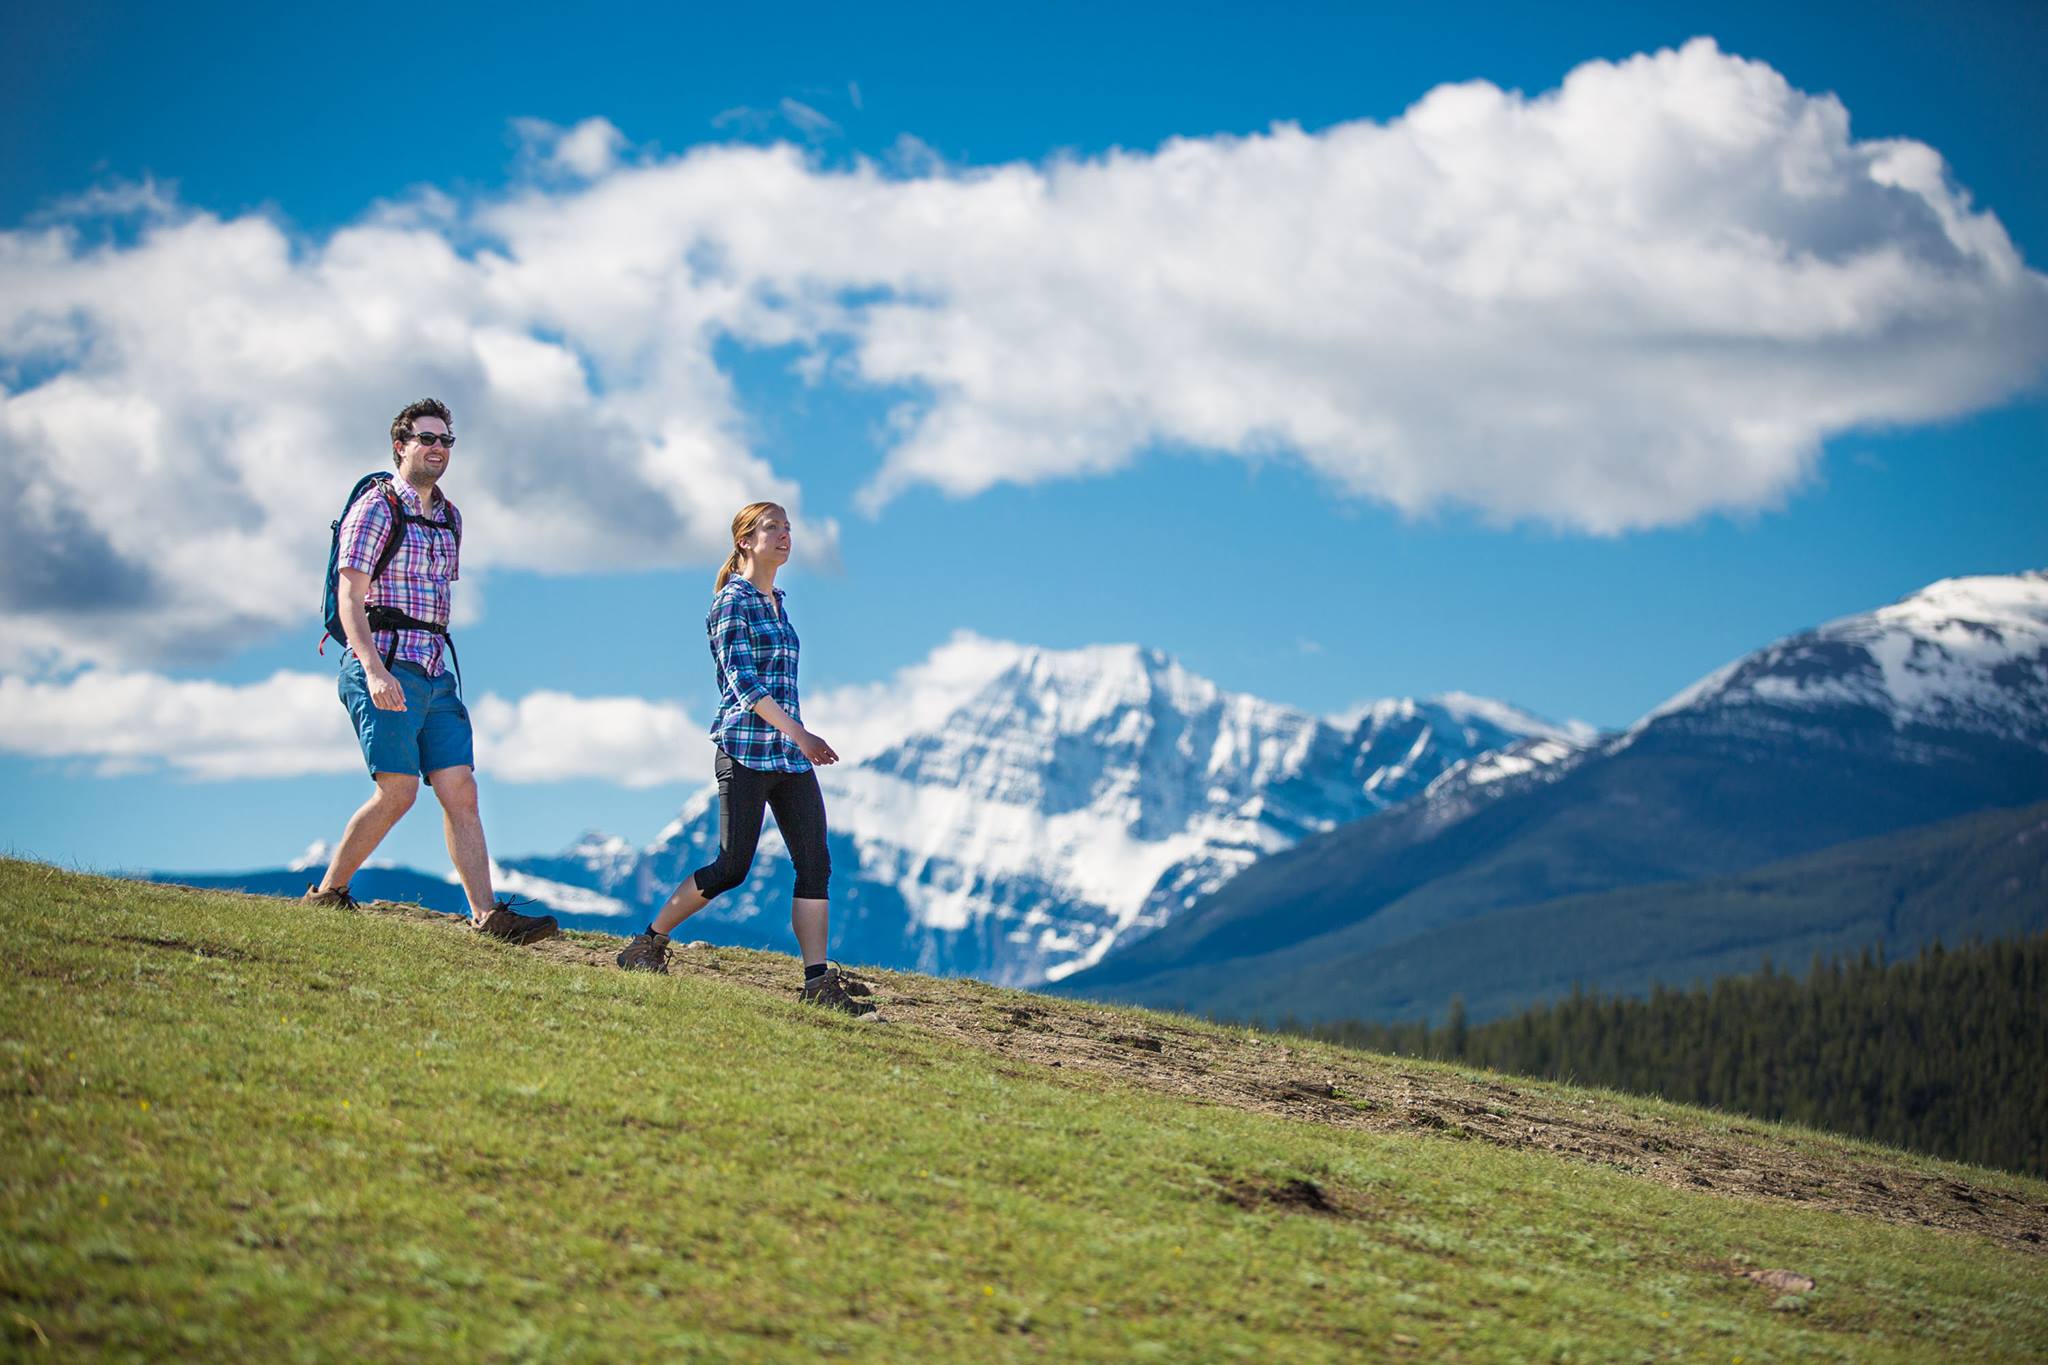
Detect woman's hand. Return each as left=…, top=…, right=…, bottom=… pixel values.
left=795, top=729, right=839, bottom=766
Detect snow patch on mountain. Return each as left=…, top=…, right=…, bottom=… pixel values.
left=1636, top=571, right=2048, bottom=747
left=1429, top=736, right=1586, bottom=794
left=473, top=862, right=634, bottom=919
left=288, top=840, right=392, bottom=873
left=569, top=639, right=1581, bottom=984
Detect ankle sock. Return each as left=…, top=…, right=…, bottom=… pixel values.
left=804, top=962, right=828, bottom=981
left=644, top=924, right=669, bottom=941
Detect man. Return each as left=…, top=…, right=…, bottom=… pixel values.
left=303, top=398, right=557, bottom=945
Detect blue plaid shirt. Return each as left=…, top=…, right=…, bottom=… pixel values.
left=706, top=576, right=809, bottom=772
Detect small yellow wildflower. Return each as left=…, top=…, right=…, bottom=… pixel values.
left=983, top=1286, right=994, bottom=1297
left=98, top=1195, right=108, bottom=1208
left=138, top=1100, right=149, bottom=1112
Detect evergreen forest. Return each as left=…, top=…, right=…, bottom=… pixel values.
left=1289, top=934, right=2048, bottom=1177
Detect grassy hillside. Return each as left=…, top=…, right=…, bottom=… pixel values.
left=1064, top=799, right=2048, bottom=1026
left=3, top=860, right=2046, bottom=1360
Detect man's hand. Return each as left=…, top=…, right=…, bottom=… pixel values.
left=367, top=665, right=408, bottom=712
left=795, top=729, right=838, bottom=765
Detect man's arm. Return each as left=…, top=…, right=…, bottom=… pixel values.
left=337, top=568, right=406, bottom=712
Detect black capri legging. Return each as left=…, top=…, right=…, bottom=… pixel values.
left=690, top=750, right=832, bottom=901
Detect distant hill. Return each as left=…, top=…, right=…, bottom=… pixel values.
left=1057, top=572, right=2048, bottom=1024
left=1100, top=801, right=2048, bottom=1026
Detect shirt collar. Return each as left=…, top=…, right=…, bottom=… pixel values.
left=391, top=478, right=446, bottom=514
left=730, top=576, right=785, bottom=601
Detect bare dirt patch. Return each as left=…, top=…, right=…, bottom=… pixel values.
left=367, top=902, right=2048, bottom=1254
left=1219, top=1174, right=1362, bottom=1220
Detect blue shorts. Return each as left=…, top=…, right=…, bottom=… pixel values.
left=338, top=657, right=474, bottom=780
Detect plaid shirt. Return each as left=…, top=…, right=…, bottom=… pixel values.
left=335, top=478, right=460, bottom=677
left=706, top=576, right=808, bottom=772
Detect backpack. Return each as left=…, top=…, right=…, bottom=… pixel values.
left=319, top=472, right=463, bottom=676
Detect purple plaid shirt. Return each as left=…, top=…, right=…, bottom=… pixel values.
left=706, top=576, right=808, bottom=772
left=335, top=478, right=460, bottom=676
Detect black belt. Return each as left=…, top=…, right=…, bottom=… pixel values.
left=365, top=606, right=460, bottom=694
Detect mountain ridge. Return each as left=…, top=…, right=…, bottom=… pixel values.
left=1056, top=571, right=2048, bottom=1021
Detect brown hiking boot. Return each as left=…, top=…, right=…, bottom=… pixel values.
left=798, top=965, right=870, bottom=1016
left=302, top=884, right=359, bottom=911
left=476, top=899, right=559, bottom=945
left=615, top=930, right=670, bottom=974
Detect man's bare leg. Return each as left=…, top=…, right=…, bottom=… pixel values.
left=317, top=773, right=419, bottom=895
left=427, top=765, right=494, bottom=923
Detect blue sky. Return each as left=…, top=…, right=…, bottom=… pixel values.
left=2, top=0, right=2044, bottom=874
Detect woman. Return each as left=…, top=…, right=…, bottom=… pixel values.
left=616, top=502, right=863, bottom=1013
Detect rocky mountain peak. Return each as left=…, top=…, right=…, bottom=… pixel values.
left=1635, top=569, right=2048, bottom=749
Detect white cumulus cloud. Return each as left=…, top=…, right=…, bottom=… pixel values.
left=0, top=634, right=1032, bottom=787
left=0, top=670, right=704, bottom=786
left=468, top=689, right=707, bottom=787
left=513, top=116, right=630, bottom=180
left=4, top=37, right=2044, bottom=676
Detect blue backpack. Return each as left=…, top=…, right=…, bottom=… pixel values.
left=319, top=472, right=463, bottom=678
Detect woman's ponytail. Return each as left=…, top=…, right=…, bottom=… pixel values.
left=713, top=549, right=744, bottom=594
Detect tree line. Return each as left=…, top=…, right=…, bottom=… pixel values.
left=1284, top=934, right=2048, bottom=1177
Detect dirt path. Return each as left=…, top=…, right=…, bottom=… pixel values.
left=418, top=905, right=2048, bottom=1254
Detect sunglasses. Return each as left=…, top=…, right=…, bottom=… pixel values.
left=410, top=431, right=456, bottom=448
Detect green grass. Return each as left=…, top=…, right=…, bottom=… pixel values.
left=3, top=859, right=2045, bottom=1361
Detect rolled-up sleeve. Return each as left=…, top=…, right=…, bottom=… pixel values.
left=710, top=594, right=770, bottom=712
left=336, top=489, right=393, bottom=576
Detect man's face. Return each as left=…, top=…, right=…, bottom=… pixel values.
left=394, top=415, right=454, bottom=488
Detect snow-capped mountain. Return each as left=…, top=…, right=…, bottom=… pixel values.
left=508, top=642, right=1580, bottom=984
left=1412, top=571, right=2048, bottom=839
left=1057, top=570, right=2048, bottom=1024
left=1635, top=571, right=2048, bottom=750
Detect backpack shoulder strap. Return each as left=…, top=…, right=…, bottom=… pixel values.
left=368, top=479, right=409, bottom=582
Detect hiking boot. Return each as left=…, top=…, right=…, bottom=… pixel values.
left=476, top=899, right=559, bottom=945
left=302, top=884, right=359, bottom=911
left=615, top=930, right=671, bottom=974
left=798, top=965, right=870, bottom=1016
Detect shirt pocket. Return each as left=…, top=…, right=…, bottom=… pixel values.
left=422, top=522, right=459, bottom=580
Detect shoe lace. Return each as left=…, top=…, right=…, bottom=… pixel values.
left=491, top=895, right=536, bottom=918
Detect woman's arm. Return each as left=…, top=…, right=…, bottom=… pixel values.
left=708, top=593, right=770, bottom=712
left=710, top=593, right=837, bottom=764
left=751, top=696, right=838, bottom=765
